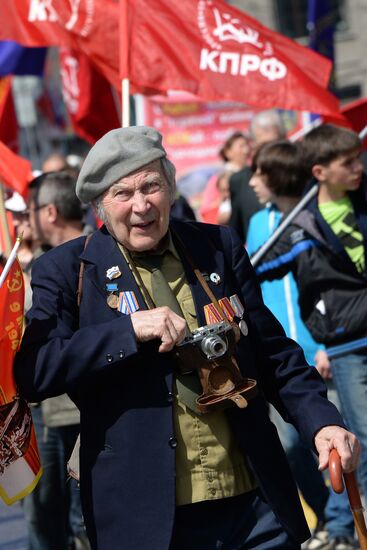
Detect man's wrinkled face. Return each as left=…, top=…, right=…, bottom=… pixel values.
left=253, top=125, right=282, bottom=148
left=101, top=160, right=172, bottom=252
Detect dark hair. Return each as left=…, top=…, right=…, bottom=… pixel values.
left=302, top=124, right=361, bottom=175
left=29, top=171, right=83, bottom=221
left=252, top=140, right=308, bottom=198
left=219, top=132, right=248, bottom=162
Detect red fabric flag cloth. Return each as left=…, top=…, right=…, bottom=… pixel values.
left=341, top=98, right=367, bottom=135
left=0, top=257, right=41, bottom=504
left=0, top=141, right=33, bottom=197
left=0, top=77, right=19, bottom=152
left=60, top=47, right=120, bottom=144
left=0, top=0, right=75, bottom=48
left=120, top=0, right=343, bottom=117
left=52, top=0, right=120, bottom=90
left=0, top=0, right=120, bottom=90
left=0, top=211, right=15, bottom=256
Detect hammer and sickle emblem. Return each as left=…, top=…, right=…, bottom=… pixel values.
left=7, top=271, right=23, bottom=293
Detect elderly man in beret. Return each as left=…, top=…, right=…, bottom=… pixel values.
left=15, top=126, right=360, bottom=550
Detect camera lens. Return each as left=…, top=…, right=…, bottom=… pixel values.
left=201, top=335, right=227, bottom=359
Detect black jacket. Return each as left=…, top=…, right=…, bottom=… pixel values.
left=229, top=167, right=261, bottom=242
left=14, top=221, right=345, bottom=549
left=255, top=177, right=367, bottom=346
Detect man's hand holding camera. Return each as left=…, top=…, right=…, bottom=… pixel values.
left=131, top=307, right=187, bottom=353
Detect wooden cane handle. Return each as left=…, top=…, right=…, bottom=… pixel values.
left=329, top=448, right=344, bottom=493
left=329, top=450, right=367, bottom=548
left=329, top=451, right=364, bottom=507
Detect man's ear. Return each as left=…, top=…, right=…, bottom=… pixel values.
left=312, top=164, right=327, bottom=182
left=45, top=203, right=58, bottom=223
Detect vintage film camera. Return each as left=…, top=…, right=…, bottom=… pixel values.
left=175, top=321, right=257, bottom=413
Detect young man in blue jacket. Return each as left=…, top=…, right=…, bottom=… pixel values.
left=248, top=138, right=356, bottom=550
left=254, top=125, right=367, bottom=528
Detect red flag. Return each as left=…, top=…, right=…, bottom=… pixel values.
left=52, top=0, right=120, bottom=90
left=0, top=211, right=15, bottom=256
left=341, top=98, right=367, bottom=136
left=0, top=0, right=120, bottom=90
left=120, top=0, right=343, bottom=117
left=0, top=141, right=33, bottom=197
left=0, top=0, right=75, bottom=48
left=0, top=254, right=42, bottom=504
left=60, top=47, right=120, bottom=144
left=0, top=77, right=18, bottom=152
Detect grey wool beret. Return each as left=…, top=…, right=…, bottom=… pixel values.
left=76, top=126, right=167, bottom=203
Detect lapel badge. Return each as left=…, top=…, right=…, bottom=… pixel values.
left=210, top=272, right=221, bottom=285
left=118, top=291, right=139, bottom=315
left=106, top=266, right=121, bottom=280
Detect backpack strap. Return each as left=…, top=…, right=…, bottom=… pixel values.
left=76, top=233, right=93, bottom=307
left=69, top=232, right=94, bottom=483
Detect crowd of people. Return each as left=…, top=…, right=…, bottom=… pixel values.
left=2, top=113, right=366, bottom=550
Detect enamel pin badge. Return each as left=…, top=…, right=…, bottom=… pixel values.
left=210, top=272, right=221, bottom=285
left=106, top=266, right=121, bottom=280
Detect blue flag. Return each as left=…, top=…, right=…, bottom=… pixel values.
left=307, top=0, right=337, bottom=62
left=0, top=41, right=47, bottom=77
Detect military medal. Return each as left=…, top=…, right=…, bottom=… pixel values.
left=230, top=295, right=244, bottom=318
left=228, top=294, right=248, bottom=335
left=204, top=303, right=223, bottom=325
left=219, top=297, right=236, bottom=321
left=106, top=283, right=119, bottom=309
left=239, top=319, right=249, bottom=336
left=118, top=291, right=139, bottom=315
left=107, top=294, right=119, bottom=309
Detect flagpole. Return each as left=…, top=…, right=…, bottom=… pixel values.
left=289, top=118, right=322, bottom=142
left=359, top=125, right=367, bottom=141
left=0, top=235, right=22, bottom=288
left=251, top=125, right=367, bottom=268
left=251, top=184, right=319, bottom=267
left=120, top=0, right=130, bottom=128
left=0, top=183, right=12, bottom=258
left=122, top=78, right=130, bottom=128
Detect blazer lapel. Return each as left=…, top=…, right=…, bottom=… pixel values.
left=80, top=223, right=228, bottom=326
left=79, top=227, right=147, bottom=316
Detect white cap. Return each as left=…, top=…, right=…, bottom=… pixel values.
left=5, top=192, right=27, bottom=213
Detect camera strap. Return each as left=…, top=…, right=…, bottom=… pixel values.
left=122, top=243, right=205, bottom=413
left=122, top=232, right=257, bottom=413
left=170, top=229, right=229, bottom=324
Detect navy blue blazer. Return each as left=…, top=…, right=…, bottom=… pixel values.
left=15, top=221, right=344, bottom=549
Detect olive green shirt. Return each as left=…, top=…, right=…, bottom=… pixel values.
left=119, top=235, right=256, bottom=505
